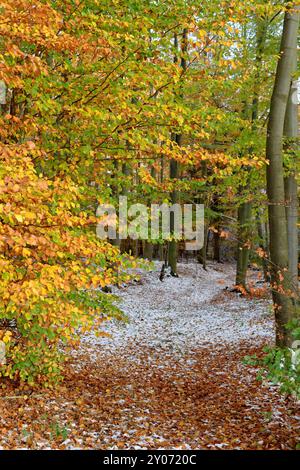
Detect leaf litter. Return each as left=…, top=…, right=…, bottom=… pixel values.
left=0, top=261, right=299, bottom=449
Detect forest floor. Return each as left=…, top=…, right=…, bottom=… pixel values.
left=0, top=261, right=299, bottom=449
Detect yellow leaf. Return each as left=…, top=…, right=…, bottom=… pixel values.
left=15, top=214, right=23, bottom=223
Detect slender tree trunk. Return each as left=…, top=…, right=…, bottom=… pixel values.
left=159, top=244, right=165, bottom=261
left=198, top=223, right=209, bottom=270
left=195, top=162, right=210, bottom=269
left=236, top=18, right=268, bottom=288
left=213, top=229, right=221, bottom=263
left=143, top=164, right=156, bottom=260
left=143, top=241, right=154, bottom=260
left=256, top=211, right=270, bottom=283
left=236, top=203, right=252, bottom=288
left=266, top=4, right=299, bottom=347
left=168, top=136, right=180, bottom=275
left=284, top=61, right=299, bottom=292
left=168, top=30, right=187, bottom=276
left=284, top=175, right=298, bottom=288
left=110, top=159, right=121, bottom=247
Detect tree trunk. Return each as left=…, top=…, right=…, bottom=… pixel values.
left=159, top=244, right=165, bottom=262
left=142, top=164, right=156, bottom=260
left=256, top=211, right=270, bottom=283
left=143, top=241, right=154, bottom=260
left=266, top=4, right=299, bottom=347
left=213, top=227, right=221, bottom=263
left=284, top=61, right=299, bottom=292
left=236, top=203, right=252, bottom=288
left=168, top=141, right=179, bottom=275
left=168, top=30, right=187, bottom=276
left=110, top=159, right=121, bottom=248
left=284, top=174, right=298, bottom=289
left=235, top=18, right=268, bottom=289
left=198, top=223, right=209, bottom=270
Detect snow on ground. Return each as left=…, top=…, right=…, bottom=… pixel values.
left=80, top=261, right=274, bottom=361
left=2, top=261, right=298, bottom=450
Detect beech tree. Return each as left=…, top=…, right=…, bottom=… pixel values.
left=266, top=2, right=299, bottom=347
left=284, top=51, right=299, bottom=290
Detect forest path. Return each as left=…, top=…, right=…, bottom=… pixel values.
left=81, top=261, right=273, bottom=361
left=1, top=262, right=299, bottom=449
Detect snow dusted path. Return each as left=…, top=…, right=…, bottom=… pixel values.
left=1, top=262, right=299, bottom=450
left=81, top=261, right=274, bottom=361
